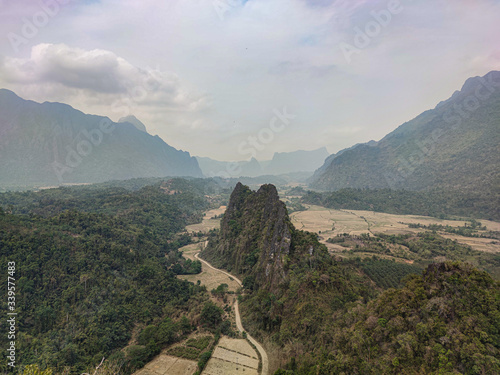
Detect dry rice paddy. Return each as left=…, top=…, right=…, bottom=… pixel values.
left=177, top=243, right=241, bottom=292
left=290, top=205, right=500, bottom=254
left=186, top=206, right=226, bottom=233
left=133, top=355, right=197, bottom=375
left=202, top=337, right=259, bottom=375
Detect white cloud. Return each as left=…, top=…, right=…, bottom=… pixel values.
left=0, top=0, right=498, bottom=160
left=0, top=43, right=208, bottom=112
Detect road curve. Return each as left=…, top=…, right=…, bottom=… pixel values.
left=194, top=252, right=269, bottom=375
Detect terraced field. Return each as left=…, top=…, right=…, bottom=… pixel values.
left=133, top=355, right=197, bottom=375
left=202, top=337, right=259, bottom=375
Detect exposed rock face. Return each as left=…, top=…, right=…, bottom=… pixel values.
left=203, top=182, right=302, bottom=291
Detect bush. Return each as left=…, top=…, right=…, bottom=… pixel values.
left=198, top=351, right=212, bottom=371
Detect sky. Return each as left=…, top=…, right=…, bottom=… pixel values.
left=0, top=0, right=499, bottom=161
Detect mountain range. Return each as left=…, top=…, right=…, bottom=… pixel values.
left=196, top=147, right=329, bottom=178
left=0, top=89, right=202, bottom=188
left=310, top=71, right=500, bottom=194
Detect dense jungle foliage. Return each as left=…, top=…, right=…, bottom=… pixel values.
left=0, top=179, right=217, bottom=373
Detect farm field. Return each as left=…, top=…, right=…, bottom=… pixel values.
left=132, top=354, right=197, bottom=375
left=290, top=205, right=500, bottom=254
left=186, top=206, right=226, bottom=233
left=202, top=337, right=259, bottom=375
left=178, top=243, right=241, bottom=292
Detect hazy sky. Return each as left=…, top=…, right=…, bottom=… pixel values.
left=0, top=0, right=499, bottom=161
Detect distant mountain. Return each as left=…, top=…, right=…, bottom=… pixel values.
left=310, top=71, right=500, bottom=193
left=309, top=141, right=377, bottom=182
left=264, top=147, right=329, bottom=175
left=240, top=157, right=263, bottom=177
left=118, top=115, right=148, bottom=133
left=0, top=89, right=203, bottom=187
left=196, top=147, right=329, bottom=178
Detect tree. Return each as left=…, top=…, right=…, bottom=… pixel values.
left=200, top=301, right=223, bottom=329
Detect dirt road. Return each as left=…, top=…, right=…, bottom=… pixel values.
left=194, top=252, right=269, bottom=375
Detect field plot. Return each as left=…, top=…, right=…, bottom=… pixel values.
left=133, top=354, right=197, bottom=375
left=202, top=337, right=259, bottom=375
left=178, top=243, right=240, bottom=292
left=291, top=205, right=500, bottom=254
left=186, top=206, right=226, bottom=233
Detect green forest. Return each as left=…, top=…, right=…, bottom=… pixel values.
left=202, top=183, right=500, bottom=375
left=302, top=188, right=499, bottom=221
left=0, top=179, right=225, bottom=373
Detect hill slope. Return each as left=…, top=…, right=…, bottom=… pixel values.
left=310, top=71, right=500, bottom=193
left=0, top=89, right=202, bottom=187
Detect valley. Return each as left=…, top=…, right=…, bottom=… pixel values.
left=175, top=206, right=268, bottom=375
left=290, top=204, right=500, bottom=254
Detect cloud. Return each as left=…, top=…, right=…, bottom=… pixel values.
left=0, top=0, right=498, bottom=160
left=0, top=43, right=208, bottom=112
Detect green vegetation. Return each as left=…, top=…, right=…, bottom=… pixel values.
left=167, top=334, right=215, bottom=361
left=167, top=346, right=202, bottom=360
left=303, top=188, right=500, bottom=221
left=407, top=220, right=499, bottom=239
left=329, top=232, right=500, bottom=279
left=185, top=336, right=212, bottom=351
left=354, top=257, right=422, bottom=289
left=200, top=301, right=224, bottom=331
left=278, top=262, right=500, bottom=374
left=203, top=183, right=376, bottom=365
left=0, top=180, right=220, bottom=373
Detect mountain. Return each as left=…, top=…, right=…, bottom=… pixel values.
left=264, top=147, right=329, bottom=175
left=202, top=182, right=297, bottom=290
left=201, top=183, right=374, bottom=364
left=196, top=147, right=330, bottom=178
left=310, top=71, right=500, bottom=193
left=0, top=89, right=203, bottom=187
left=287, top=262, right=500, bottom=374
left=240, top=157, right=264, bottom=177
left=309, top=141, right=377, bottom=182
left=201, top=183, right=500, bottom=374
left=118, top=115, right=148, bottom=133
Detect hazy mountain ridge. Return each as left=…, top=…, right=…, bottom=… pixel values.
left=118, top=115, right=148, bottom=133
left=310, top=71, right=500, bottom=193
left=0, top=89, right=203, bottom=187
left=196, top=147, right=329, bottom=178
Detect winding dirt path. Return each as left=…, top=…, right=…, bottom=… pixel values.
left=194, top=252, right=269, bottom=375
